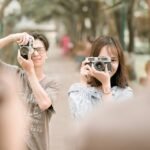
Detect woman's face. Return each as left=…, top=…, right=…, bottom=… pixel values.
left=98, top=45, right=119, bottom=77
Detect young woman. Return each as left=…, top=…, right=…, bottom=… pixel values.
left=68, top=36, right=133, bottom=120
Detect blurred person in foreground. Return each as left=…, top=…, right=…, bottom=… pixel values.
left=0, top=72, right=27, bottom=150
left=68, top=36, right=133, bottom=120
left=69, top=87, right=150, bottom=150
left=0, top=32, right=58, bottom=150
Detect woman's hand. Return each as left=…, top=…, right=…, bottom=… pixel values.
left=88, top=64, right=111, bottom=86
left=88, top=64, right=112, bottom=94
left=80, top=60, right=92, bottom=85
left=17, top=50, right=34, bottom=74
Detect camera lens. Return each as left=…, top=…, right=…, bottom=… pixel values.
left=94, top=61, right=105, bottom=71
left=20, top=46, right=29, bottom=59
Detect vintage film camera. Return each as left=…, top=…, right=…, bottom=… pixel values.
left=86, top=57, right=111, bottom=71
left=19, top=38, right=34, bottom=60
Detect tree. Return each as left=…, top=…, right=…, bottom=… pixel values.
left=127, top=0, right=136, bottom=53
left=18, top=0, right=103, bottom=42
left=0, top=0, right=20, bottom=64
left=0, top=0, right=12, bottom=36
left=113, top=0, right=126, bottom=48
left=146, top=0, right=150, bottom=51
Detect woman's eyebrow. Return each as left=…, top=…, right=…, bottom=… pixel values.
left=111, top=56, right=118, bottom=59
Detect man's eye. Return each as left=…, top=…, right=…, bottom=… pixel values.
left=35, top=48, right=41, bottom=52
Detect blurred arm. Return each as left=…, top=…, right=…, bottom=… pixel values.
left=0, top=34, right=14, bottom=48
left=0, top=32, right=32, bottom=49
left=27, top=70, right=53, bottom=111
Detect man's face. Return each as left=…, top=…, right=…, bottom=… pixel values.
left=31, top=39, right=47, bottom=67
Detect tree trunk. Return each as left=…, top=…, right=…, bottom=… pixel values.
left=146, top=0, right=150, bottom=53
left=0, top=0, right=11, bottom=36
left=114, top=7, right=126, bottom=49
left=127, top=0, right=135, bottom=53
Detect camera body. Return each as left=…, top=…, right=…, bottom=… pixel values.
left=19, top=38, right=33, bottom=59
left=86, top=57, right=111, bottom=71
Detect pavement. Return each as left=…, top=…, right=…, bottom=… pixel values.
left=45, top=46, right=80, bottom=150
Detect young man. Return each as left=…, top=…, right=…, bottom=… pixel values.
left=0, top=32, right=58, bottom=150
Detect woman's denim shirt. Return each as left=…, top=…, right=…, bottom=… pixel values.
left=68, top=83, right=133, bottom=120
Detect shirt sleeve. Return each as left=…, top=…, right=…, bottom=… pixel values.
left=45, top=80, right=59, bottom=113
left=68, top=83, right=101, bottom=119
left=115, top=86, right=134, bottom=102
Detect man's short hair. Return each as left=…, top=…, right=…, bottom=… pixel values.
left=30, top=32, right=49, bottom=51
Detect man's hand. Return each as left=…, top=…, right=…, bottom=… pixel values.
left=11, top=32, right=34, bottom=45
left=0, top=32, right=33, bottom=49
left=17, top=50, right=34, bottom=74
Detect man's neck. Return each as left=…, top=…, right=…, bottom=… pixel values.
left=34, top=67, right=45, bottom=81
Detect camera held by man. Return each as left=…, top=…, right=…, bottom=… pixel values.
left=19, top=38, right=34, bottom=60
left=85, top=57, right=111, bottom=71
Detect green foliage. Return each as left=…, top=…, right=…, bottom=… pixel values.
left=18, top=0, right=101, bottom=35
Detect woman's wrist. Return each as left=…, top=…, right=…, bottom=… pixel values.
left=102, top=83, right=111, bottom=94
left=80, top=76, right=88, bottom=85
left=103, top=87, right=112, bottom=94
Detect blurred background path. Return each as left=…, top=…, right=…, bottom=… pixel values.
left=45, top=46, right=79, bottom=150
